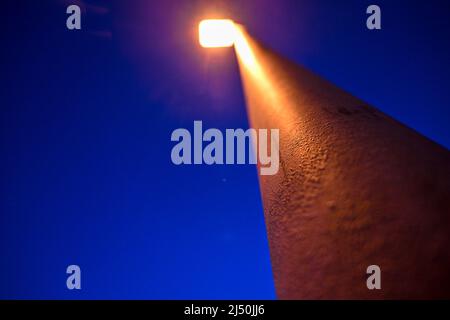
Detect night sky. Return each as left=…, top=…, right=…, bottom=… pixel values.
left=1, top=0, right=449, bottom=298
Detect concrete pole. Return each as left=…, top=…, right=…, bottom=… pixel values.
left=234, top=26, right=450, bottom=299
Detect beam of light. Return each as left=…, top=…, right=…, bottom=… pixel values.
left=233, top=25, right=298, bottom=132
left=233, top=26, right=264, bottom=82
left=233, top=25, right=278, bottom=107
left=199, top=19, right=236, bottom=48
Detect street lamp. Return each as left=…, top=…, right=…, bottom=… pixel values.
left=198, top=19, right=450, bottom=299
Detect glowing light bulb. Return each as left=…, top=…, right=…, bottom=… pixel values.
left=199, top=19, right=236, bottom=48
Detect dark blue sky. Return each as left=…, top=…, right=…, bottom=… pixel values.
left=1, top=0, right=449, bottom=299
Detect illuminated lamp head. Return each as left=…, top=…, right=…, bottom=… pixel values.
left=198, top=19, right=236, bottom=48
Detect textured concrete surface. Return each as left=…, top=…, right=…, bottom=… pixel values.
left=235, top=27, right=450, bottom=299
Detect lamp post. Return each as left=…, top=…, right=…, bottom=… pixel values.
left=201, top=21, right=450, bottom=299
